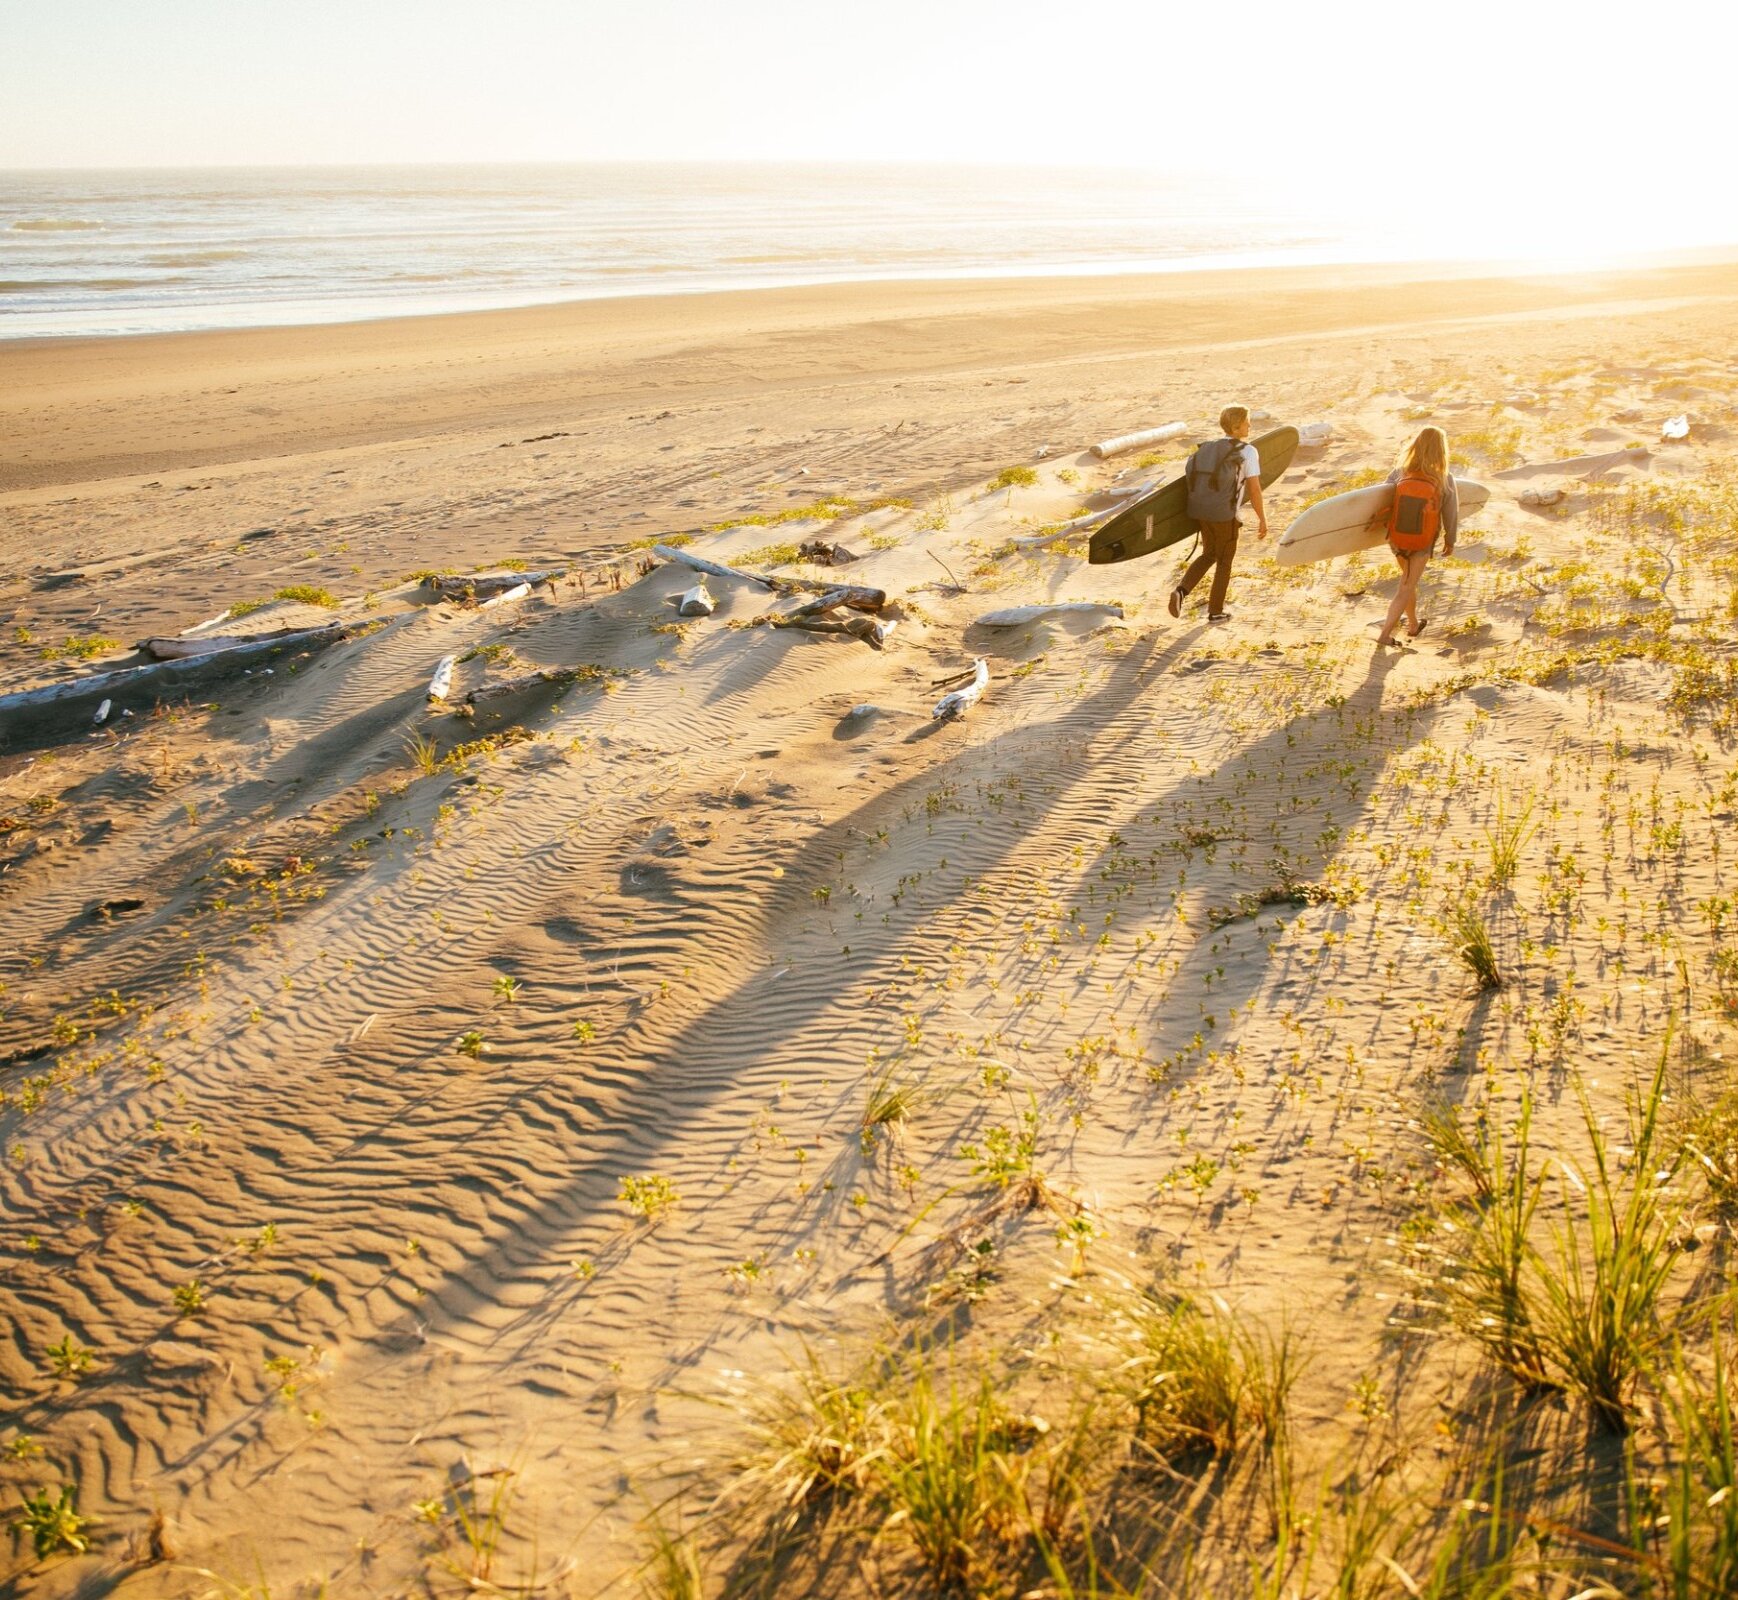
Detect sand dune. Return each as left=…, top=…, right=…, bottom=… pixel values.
left=2, top=260, right=1737, bottom=1596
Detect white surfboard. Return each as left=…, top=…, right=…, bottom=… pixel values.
left=1272, top=477, right=1489, bottom=568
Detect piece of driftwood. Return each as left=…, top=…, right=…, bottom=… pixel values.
left=773, top=587, right=857, bottom=622
left=1519, top=486, right=1566, bottom=508
left=653, top=544, right=887, bottom=609
left=796, top=538, right=858, bottom=566
left=427, top=654, right=456, bottom=703
left=777, top=615, right=897, bottom=650
left=478, top=581, right=532, bottom=610
left=1009, top=508, right=1112, bottom=549
left=677, top=582, right=715, bottom=617
left=1091, top=421, right=1186, bottom=460
left=426, top=569, right=559, bottom=602
left=933, top=659, right=988, bottom=720
left=465, top=666, right=601, bottom=705
left=1661, top=414, right=1690, bottom=441
left=140, top=625, right=341, bottom=661
left=654, top=544, right=778, bottom=592
left=0, top=624, right=350, bottom=732
left=93, top=698, right=111, bottom=725
left=973, top=602, right=1124, bottom=627
left=1297, top=422, right=1335, bottom=447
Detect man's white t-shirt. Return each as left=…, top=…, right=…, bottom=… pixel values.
left=1232, top=441, right=1259, bottom=502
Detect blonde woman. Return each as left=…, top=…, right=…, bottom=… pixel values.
left=1376, top=426, right=1458, bottom=646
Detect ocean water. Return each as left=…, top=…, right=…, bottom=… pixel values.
left=0, top=162, right=1364, bottom=340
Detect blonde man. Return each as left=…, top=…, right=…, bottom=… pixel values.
left=1169, top=404, right=1268, bottom=623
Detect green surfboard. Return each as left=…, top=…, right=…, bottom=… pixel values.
left=1087, top=425, right=1300, bottom=566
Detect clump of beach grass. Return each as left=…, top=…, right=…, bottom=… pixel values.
left=1484, top=788, right=1538, bottom=887
left=1449, top=901, right=1503, bottom=990
left=1417, top=1053, right=1685, bottom=1429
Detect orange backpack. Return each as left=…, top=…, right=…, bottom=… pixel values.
left=1388, top=472, right=1442, bottom=553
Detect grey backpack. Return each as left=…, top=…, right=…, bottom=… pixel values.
left=1185, top=438, right=1247, bottom=522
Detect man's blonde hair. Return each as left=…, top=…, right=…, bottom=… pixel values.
left=1219, top=405, right=1250, bottom=434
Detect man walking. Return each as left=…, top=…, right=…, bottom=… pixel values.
left=1169, top=404, right=1267, bottom=623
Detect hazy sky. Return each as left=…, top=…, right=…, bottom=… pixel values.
left=1, top=0, right=1732, bottom=225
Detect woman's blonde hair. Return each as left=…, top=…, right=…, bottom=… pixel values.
left=1398, top=426, right=1449, bottom=483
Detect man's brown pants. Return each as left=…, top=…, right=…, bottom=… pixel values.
left=1178, top=520, right=1239, bottom=615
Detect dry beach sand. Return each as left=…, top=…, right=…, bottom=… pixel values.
left=3, top=258, right=1738, bottom=1596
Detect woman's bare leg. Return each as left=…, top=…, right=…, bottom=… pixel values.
left=1403, top=552, right=1429, bottom=633
left=1378, top=550, right=1410, bottom=644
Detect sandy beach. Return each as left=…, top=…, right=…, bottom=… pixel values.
left=3, top=256, right=1738, bottom=1597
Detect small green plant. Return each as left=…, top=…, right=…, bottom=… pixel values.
left=640, top=1504, right=705, bottom=1599
left=737, top=542, right=801, bottom=567
left=173, top=1279, right=209, bottom=1317
left=988, top=465, right=1037, bottom=492
left=422, top=1466, right=520, bottom=1590
left=273, top=584, right=340, bottom=608
left=915, top=494, right=955, bottom=534
left=1424, top=1053, right=1685, bottom=1429
left=456, top=1030, right=486, bottom=1059
left=1484, top=788, right=1539, bottom=886
left=492, top=975, right=520, bottom=1003
left=1119, top=1292, right=1251, bottom=1457
left=1424, top=1088, right=1551, bottom=1387
left=619, top=1174, right=680, bottom=1223
left=1533, top=1059, right=1682, bottom=1429
left=44, top=1335, right=93, bottom=1382
left=1681, top=1076, right=1738, bottom=1209
left=959, top=1109, right=1039, bottom=1189
left=861, top=1070, right=925, bottom=1153
left=40, top=634, right=121, bottom=662
left=405, top=730, right=441, bottom=776
left=12, top=1483, right=91, bottom=1558
left=1450, top=901, right=1503, bottom=989
left=1054, top=1210, right=1104, bottom=1275
left=875, top=1364, right=1030, bottom=1595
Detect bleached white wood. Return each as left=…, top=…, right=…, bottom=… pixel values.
left=1091, top=422, right=1186, bottom=460
left=677, top=582, right=715, bottom=617
left=478, top=581, right=532, bottom=610
left=933, top=658, right=988, bottom=720
left=427, top=654, right=456, bottom=702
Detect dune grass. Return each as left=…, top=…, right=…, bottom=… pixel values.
left=1450, top=901, right=1503, bottom=990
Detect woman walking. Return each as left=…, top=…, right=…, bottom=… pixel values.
left=1376, top=425, right=1458, bottom=646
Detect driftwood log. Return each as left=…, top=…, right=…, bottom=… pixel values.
left=774, top=615, right=897, bottom=650
left=796, top=538, right=858, bottom=566
left=465, top=666, right=609, bottom=706
left=139, top=625, right=345, bottom=661
left=933, top=659, right=988, bottom=720
left=478, top=581, right=532, bottom=610
left=427, top=654, right=457, bottom=703
left=653, top=545, right=886, bottom=610
left=425, top=569, right=560, bottom=603
left=756, top=587, right=898, bottom=649
left=677, top=582, right=715, bottom=617
left=0, top=623, right=352, bottom=750
left=1091, top=421, right=1186, bottom=460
